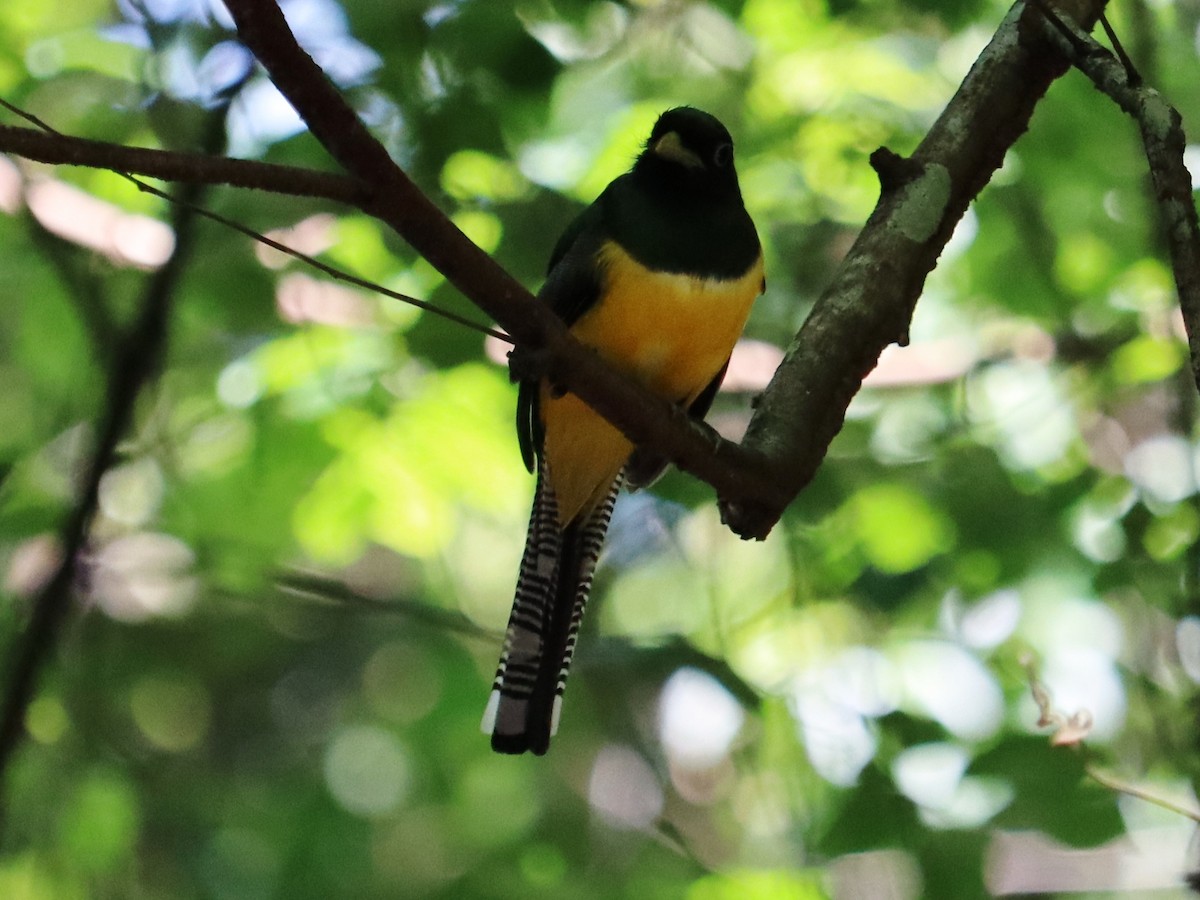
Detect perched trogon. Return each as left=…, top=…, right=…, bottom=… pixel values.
left=482, top=107, right=764, bottom=755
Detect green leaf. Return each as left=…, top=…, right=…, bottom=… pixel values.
left=845, top=483, right=955, bottom=574
left=688, top=869, right=829, bottom=900
left=818, top=766, right=921, bottom=856
left=58, top=770, right=139, bottom=874
left=970, top=736, right=1123, bottom=847
left=1110, top=334, right=1185, bottom=384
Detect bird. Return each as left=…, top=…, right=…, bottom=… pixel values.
left=482, top=107, right=764, bottom=755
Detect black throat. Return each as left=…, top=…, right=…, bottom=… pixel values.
left=603, top=163, right=761, bottom=281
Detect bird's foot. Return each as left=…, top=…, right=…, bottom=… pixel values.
left=508, top=344, right=552, bottom=382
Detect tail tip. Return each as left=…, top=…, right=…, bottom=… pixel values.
left=480, top=689, right=501, bottom=734
left=482, top=689, right=558, bottom=756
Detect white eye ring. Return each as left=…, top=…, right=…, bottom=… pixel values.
left=712, top=143, right=733, bottom=168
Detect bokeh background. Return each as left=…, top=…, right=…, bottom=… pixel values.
left=1, top=0, right=1199, bottom=896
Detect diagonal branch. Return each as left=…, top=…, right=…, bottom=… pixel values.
left=0, top=167, right=210, bottom=805
left=275, top=571, right=495, bottom=639
left=726, top=0, right=1110, bottom=536
left=220, top=0, right=556, bottom=344
left=220, top=0, right=783, bottom=510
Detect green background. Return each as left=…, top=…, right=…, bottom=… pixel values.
left=0, top=0, right=1198, bottom=896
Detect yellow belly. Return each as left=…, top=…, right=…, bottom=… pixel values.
left=542, top=240, right=763, bottom=526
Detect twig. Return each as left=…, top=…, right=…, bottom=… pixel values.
left=1085, top=764, right=1200, bottom=823
left=131, top=180, right=511, bottom=342
left=1025, top=654, right=1200, bottom=825
left=1030, top=2, right=1200, bottom=398
left=275, top=571, right=494, bottom=639
left=1098, top=13, right=1140, bottom=85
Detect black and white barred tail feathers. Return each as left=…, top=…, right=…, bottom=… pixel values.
left=485, top=459, right=562, bottom=744
left=484, top=461, right=622, bottom=755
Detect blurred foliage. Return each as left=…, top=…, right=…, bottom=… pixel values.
left=0, top=0, right=1199, bottom=896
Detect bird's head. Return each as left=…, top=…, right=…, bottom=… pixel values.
left=635, top=107, right=741, bottom=195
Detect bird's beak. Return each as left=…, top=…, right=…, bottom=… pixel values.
left=652, top=131, right=704, bottom=169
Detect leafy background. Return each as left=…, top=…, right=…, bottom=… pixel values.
left=0, top=0, right=1198, bottom=896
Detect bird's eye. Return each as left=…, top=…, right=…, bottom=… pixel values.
left=712, top=143, right=733, bottom=168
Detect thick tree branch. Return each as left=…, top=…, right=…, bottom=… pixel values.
left=725, top=0, right=1110, bottom=537
left=0, top=123, right=367, bottom=204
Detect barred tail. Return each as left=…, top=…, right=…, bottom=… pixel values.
left=484, top=460, right=621, bottom=755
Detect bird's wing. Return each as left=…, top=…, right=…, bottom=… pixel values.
left=514, top=185, right=617, bottom=471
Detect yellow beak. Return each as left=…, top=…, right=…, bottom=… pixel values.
left=652, top=131, right=704, bottom=169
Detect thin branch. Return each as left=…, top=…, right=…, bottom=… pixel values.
left=1030, top=1, right=1200, bottom=398
left=1085, top=764, right=1200, bottom=823
left=1098, top=13, right=1140, bottom=84
left=220, top=0, right=542, bottom=338
left=132, top=180, right=512, bottom=342
left=1026, top=655, right=1200, bottom=824
left=1032, top=0, right=1200, bottom=816
left=0, top=121, right=366, bottom=206
left=275, top=571, right=495, bottom=639
left=0, top=132, right=214, bottom=812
